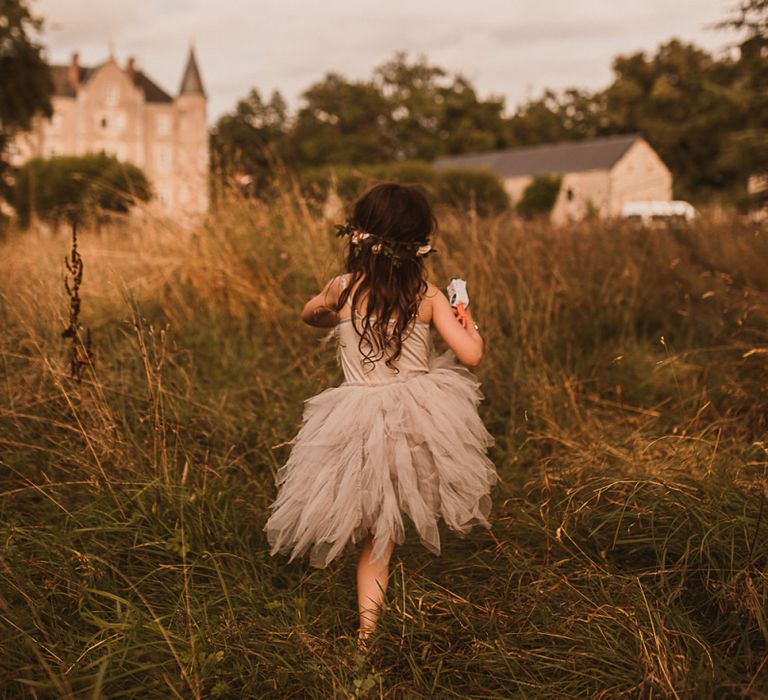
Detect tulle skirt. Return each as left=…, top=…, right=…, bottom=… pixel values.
left=264, top=350, right=498, bottom=568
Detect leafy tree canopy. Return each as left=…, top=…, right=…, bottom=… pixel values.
left=0, top=0, right=52, bottom=197
left=12, top=152, right=152, bottom=227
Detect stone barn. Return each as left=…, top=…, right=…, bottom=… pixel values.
left=434, top=134, right=672, bottom=224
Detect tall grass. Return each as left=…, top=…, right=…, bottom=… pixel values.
left=0, top=189, right=766, bottom=698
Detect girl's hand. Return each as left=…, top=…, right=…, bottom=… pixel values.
left=446, top=277, right=470, bottom=327
left=452, top=303, right=469, bottom=327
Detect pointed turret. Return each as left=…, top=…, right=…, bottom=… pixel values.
left=179, top=46, right=206, bottom=97
left=175, top=45, right=209, bottom=216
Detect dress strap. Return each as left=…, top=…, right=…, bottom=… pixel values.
left=340, top=274, right=353, bottom=308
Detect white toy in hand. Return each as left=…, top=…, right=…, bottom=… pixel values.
left=446, top=277, right=470, bottom=326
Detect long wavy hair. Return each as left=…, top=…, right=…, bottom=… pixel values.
left=336, top=182, right=436, bottom=372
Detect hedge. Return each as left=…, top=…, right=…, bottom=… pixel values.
left=300, top=160, right=509, bottom=216
left=12, top=152, right=152, bottom=227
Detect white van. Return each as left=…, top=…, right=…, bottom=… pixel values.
left=621, top=200, right=697, bottom=224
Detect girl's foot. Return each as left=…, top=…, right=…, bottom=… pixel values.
left=356, top=626, right=373, bottom=652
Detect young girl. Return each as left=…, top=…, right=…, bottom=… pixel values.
left=265, top=182, right=497, bottom=640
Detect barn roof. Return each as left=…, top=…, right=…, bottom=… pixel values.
left=49, top=63, right=173, bottom=103
left=434, top=134, right=643, bottom=178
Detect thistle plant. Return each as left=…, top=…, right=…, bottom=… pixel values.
left=61, top=218, right=94, bottom=381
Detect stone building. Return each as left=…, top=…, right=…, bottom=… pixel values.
left=434, top=134, right=672, bottom=224
left=9, top=48, right=209, bottom=216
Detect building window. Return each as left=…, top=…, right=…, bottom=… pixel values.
left=156, top=114, right=171, bottom=137
left=104, top=84, right=119, bottom=106
left=114, top=111, right=126, bottom=131
left=100, top=115, right=109, bottom=130
left=566, top=187, right=574, bottom=202
left=51, top=113, right=63, bottom=130
left=156, top=147, right=172, bottom=172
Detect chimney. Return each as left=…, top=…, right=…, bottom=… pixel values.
left=126, top=55, right=136, bottom=81
left=69, top=52, right=81, bottom=92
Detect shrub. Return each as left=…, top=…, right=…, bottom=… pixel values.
left=12, top=152, right=152, bottom=227
left=438, top=167, right=510, bottom=216
left=300, top=160, right=509, bottom=215
left=299, top=164, right=364, bottom=202
left=517, top=174, right=562, bottom=219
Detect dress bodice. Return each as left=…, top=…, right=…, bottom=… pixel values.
left=336, top=313, right=433, bottom=385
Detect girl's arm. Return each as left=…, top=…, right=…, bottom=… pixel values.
left=428, top=283, right=484, bottom=367
left=301, top=275, right=343, bottom=328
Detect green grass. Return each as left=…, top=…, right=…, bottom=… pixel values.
left=0, top=193, right=766, bottom=698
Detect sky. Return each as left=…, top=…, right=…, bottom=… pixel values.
left=32, top=0, right=738, bottom=124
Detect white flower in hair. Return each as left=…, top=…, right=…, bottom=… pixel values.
left=351, top=229, right=372, bottom=245
left=416, top=244, right=432, bottom=256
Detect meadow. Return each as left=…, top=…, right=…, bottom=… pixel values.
left=0, top=190, right=766, bottom=699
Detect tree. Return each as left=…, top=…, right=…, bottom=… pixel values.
left=375, top=53, right=509, bottom=160
left=0, top=0, right=53, bottom=195
left=209, top=88, right=291, bottom=191
left=601, top=40, right=746, bottom=199
left=505, top=88, right=607, bottom=147
left=292, top=73, right=396, bottom=166
left=516, top=175, right=562, bottom=219
left=716, top=0, right=767, bottom=41
left=12, top=152, right=152, bottom=227
left=715, top=0, right=768, bottom=191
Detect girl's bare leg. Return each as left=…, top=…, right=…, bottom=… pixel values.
left=356, top=534, right=395, bottom=640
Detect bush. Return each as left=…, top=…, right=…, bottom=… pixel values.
left=12, top=152, right=152, bottom=227
left=438, top=167, right=510, bottom=216
left=300, top=160, right=509, bottom=215
left=517, top=174, right=562, bottom=219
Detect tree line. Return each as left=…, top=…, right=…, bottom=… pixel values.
left=212, top=1, right=766, bottom=203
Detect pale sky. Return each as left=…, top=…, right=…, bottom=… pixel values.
left=32, top=0, right=737, bottom=124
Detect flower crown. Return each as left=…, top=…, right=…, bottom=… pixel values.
left=335, top=221, right=435, bottom=266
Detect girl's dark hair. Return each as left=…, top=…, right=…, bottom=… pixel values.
left=336, top=182, right=436, bottom=372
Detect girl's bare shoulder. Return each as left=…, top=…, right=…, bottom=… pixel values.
left=418, top=281, right=448, bottom=323
left=423, top=281, right=448, bottom=303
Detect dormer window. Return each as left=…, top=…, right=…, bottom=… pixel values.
left=104, top=85, right=119, bottom=106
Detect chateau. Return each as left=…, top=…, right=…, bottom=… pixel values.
left=9, top=49, right=209, bottom=216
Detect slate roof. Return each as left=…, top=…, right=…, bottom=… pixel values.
left=434, top=134, right=643, bottom=177
left=133, top=71, right=173, bottom=103
left=50, top=65, right=99, bottom=98
left=49, top=63, right=173, bottom=103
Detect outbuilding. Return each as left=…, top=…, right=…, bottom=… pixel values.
left=434, top=134, right=672, bottom=224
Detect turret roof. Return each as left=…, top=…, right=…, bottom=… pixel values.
left=179, top=47, right=206, bottom=97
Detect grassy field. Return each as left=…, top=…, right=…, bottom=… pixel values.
left=1, top=191, right=766, bottom=699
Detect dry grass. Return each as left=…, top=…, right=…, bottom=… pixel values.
left=0, top=189, right=766, bottom=698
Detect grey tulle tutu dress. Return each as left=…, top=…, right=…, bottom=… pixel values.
left=264, top=290, right=498, bottom=569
